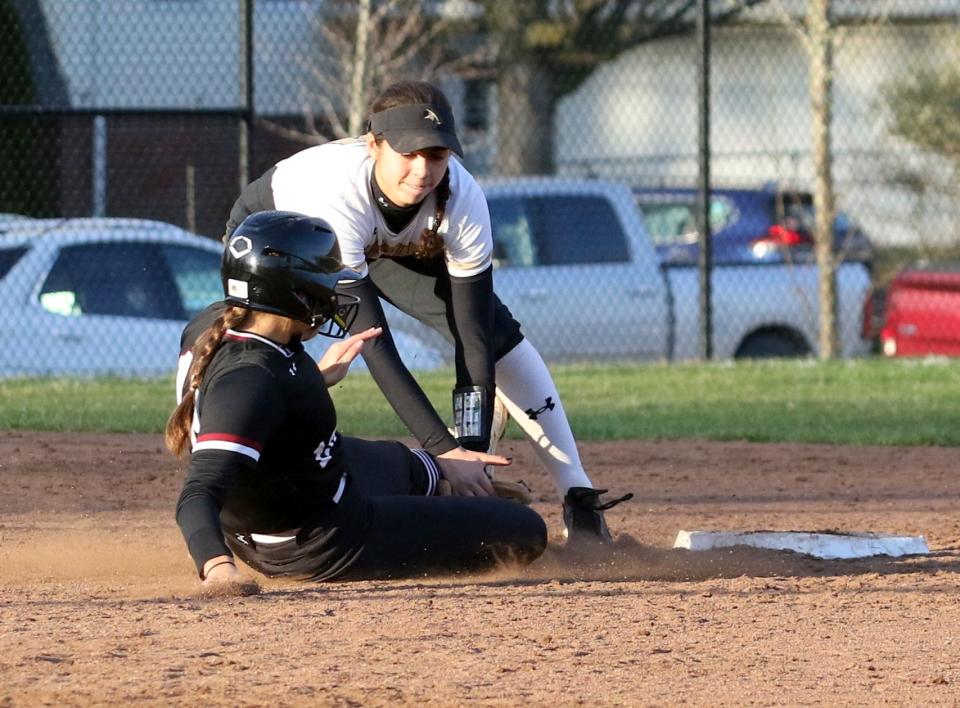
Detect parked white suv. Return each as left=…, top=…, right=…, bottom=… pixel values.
left=0, top=217, right=442, bottom=377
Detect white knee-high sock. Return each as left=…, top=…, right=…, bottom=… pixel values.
left=494, top=339, right=593, bottom=497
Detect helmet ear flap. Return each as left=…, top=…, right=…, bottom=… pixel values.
left=290, top=288, right=313, bottom=316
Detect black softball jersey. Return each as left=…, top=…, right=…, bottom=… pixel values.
left=175, top=313, right=352, bottom=573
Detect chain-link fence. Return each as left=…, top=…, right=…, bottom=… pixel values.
left=1, top=0, right=959, bottom=376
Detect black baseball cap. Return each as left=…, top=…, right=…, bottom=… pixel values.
left=368, top=103, right=463, bottom=157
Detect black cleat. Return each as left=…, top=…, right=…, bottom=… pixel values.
left=562, top=487, right=633, bottom=544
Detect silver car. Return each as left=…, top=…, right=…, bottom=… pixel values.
left=0, top=217, right=442, bottom=377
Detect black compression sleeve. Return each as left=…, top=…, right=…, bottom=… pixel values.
left=449, top=267, right=496, bottom=451
left=338, top=276, right=460, bottom=456
left=176, top=467, right=234, bottom=575
left=449, top=266, right=495, bottom=389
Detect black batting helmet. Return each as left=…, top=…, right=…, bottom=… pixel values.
left=222, top=211, right=360, bottom=337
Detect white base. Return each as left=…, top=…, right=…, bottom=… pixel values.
left=673, top=530, right=929, bottom=560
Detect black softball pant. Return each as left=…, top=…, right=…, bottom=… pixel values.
left=226, top=437, right=547, bottom=581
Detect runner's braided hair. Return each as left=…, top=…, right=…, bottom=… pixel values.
left=165, top=306, right=249, bottom=458
left=369, top=80, right=451, bottom=259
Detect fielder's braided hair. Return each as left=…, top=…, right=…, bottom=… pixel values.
left=369, top=80, right=452, bottom=260
left=415, top=169, right=449, bottom=259
left=165, top=306, right=249, bottom=458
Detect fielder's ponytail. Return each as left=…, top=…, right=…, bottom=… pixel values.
left=416, top=169, right=450, bottom=259
left=165, top=306, right=249, bottom=458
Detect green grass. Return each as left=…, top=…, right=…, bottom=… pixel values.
left=550, top=358, right=960, bottom=445
left=0, top=377, right=174, bottom=432
left=2, top=357, right=959, bottom=446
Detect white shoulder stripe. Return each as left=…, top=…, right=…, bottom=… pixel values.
left=193, top=439, right=261, bottom=461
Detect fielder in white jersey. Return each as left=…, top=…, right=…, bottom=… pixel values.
left=268, top=139, right=492, bottom=280
left=226, top=80, right=630, bottom=542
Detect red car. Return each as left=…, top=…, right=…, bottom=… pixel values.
left=877, top=264, right=960, bottom=357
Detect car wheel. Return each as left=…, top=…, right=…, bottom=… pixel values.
left=735, top=330, right=811, bottom=359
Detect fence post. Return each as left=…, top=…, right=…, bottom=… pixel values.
left=239, top=0, right=254, bottom=191
left=92, top=114, right=107, bottom=216
left=696, top=0, right=713, bottom=361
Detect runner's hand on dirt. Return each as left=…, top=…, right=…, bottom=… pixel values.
left=436, top=447, right=509, bottom=496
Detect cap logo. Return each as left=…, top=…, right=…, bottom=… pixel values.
left=229, top=235, right=252, bottom=258
left=423, top=108, right=442, bottom=125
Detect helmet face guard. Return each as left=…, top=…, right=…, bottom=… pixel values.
left=223, top=211, right=361, bottom=338
left=307, top=290, right=360, bottom=337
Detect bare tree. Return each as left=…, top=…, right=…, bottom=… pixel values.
left=261, top=0, right=488, bottom=146
left=771, top=0, right=896, bottom=359
left=806, top=0, right=839, bottom=359
left=771, top=0, right=841, bottom=359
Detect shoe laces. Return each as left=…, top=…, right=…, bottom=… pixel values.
left=596, top=491, right=633, bottom=511
left=573, top=488, right=634, bottom=511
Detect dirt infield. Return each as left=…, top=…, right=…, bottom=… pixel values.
left=2, top=430, right=959, bottom=706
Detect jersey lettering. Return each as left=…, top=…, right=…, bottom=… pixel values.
left=314, top=430, right=339, bottom=468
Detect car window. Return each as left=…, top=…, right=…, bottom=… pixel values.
left=39, top=242, right=185, bottom=320
left=528, top=196, right=629, bottom=265
left=160, top=244, right=222, bottom=318
left=488, top=196, right=538, bottom=267
left=0, top=246, right=27, bottom=279
left=709, top=198, right=736, bottom=232
left=773, top=191, right=812, bottom=231
left=489, top=194, right=630, bottom=266
left=779, top=193, right=856, bottom=235
left=638, top=203, right=697, bottom=245
left=636, top=196, right=736, bottom=243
